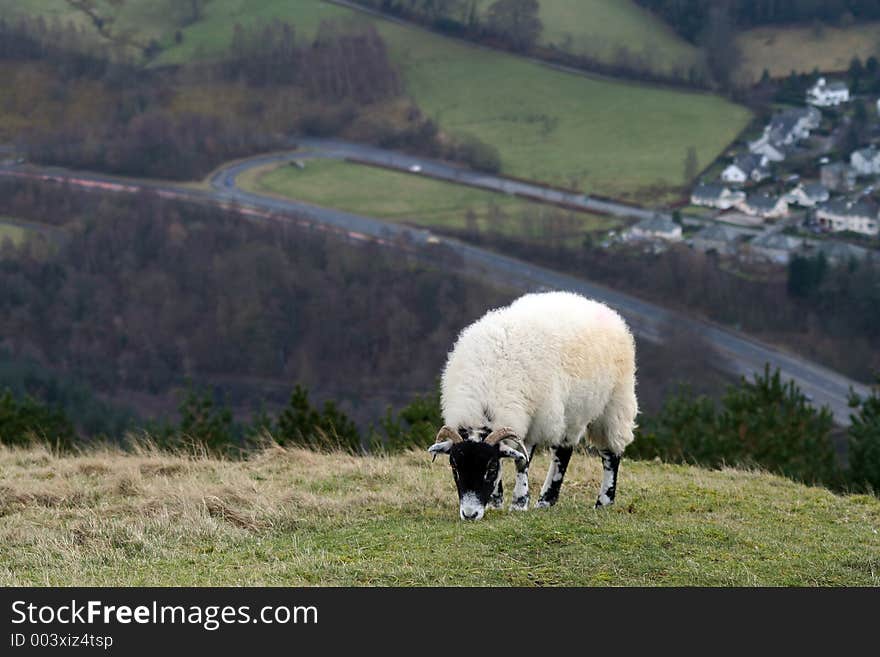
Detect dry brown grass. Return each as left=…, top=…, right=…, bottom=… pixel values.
left=737, top=22, right=880, bottom=82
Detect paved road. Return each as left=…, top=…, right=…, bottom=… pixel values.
left=0, top=156, right=872, bottom=424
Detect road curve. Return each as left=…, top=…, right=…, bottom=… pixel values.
left=1, top=155, right=872, bottom=425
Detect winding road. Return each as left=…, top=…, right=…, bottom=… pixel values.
left=1, top=142, right=873, bottom=424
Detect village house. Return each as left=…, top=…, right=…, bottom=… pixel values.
left=691, top=183, right=746, bottom=210
left=740, top=193, right=789, bottom=219
left=814, top=199, right=879, bottom=236
left=748, top=106, right=821, bottom=162
left=806, top=77, right=850, bottom=107
left=721, top=153, right=770, bottom=184
left=748, top=232, right=803, bottom=265
left=785, top=182, right=830, bottom=207
left=850, top=146, right=880, bottom=176
left=627, top=213, right=682, bottom=242
left=691, top=223, right=742, bottom=256
left=820, top=162, right=858, bottom=192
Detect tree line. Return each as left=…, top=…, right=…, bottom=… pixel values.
left=352, top=0, right=712, bottom=89
left=0, top=179, right=508, bottom=422
left=635, top=0, right=880, bottom=43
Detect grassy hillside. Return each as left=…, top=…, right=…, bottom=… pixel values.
left=245, top=160, right=620, bottom=241
left=2, top=444, right=878, bottom=586
left=159, top=0, right=751, bottom=198
left=737, top=22, right=880, bottom=82
left=478, top=0, right=702, bottom=76
left=0, top=0, right=750, bottom=199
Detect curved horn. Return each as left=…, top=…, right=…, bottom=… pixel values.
left=435, top=425, right=463, bottom=444
left=484, top=427, right=518, bottom=445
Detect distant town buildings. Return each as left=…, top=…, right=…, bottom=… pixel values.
left=627, top=213, right=682, bottom=242
left=850, top=146, right=880, bottom=176
left=722, top=153, right=770, bottom=184
left=691, top=184, right=745, bottom=210
left=815, top=200, right=879, bottom=236
left=691, top=224, right=742, bottom=256
left=785, top=182, right=830, bottom=208
left=740, top=193, right=789, bottom=219
left=820, top=162, right=858, bottom=192
left=806, top=77, right=850, bottom=107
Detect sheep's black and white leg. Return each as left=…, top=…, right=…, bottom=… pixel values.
left=488, top=470, right=504, bottom=509
left=595, top=449, right=621, bottom=508
left=510, top=444, right=535, bottom=511
left=536, top=445, right=573, bottom=508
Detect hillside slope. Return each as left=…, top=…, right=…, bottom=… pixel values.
left=1, top=444, right=877, bottom=586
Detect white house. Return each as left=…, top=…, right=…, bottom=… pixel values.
left=784, top=182, right=830, bottom=208
left=721, top=153, right=769, bottom=184
left=807, top=77, right=850, bottom=107
left=628, top=214, right=682, bottom=242
left=815, top=200, right=879, bottom=236
left=691, top=183, right=746, bottom=210
left=748, top=107, right=821, bottom=162
left=740, top=193, right=789, bottom=219
left=850, top=147, right=880, bottom=176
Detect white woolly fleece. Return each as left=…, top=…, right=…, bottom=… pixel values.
left=441, top=291, right=638, bottom=454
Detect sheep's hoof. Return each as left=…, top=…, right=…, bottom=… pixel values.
left=509, top=495, right=529, bottom=511
left=594, top=495, right=614, bottom=509
left=535, top=497, right=556, bottom=509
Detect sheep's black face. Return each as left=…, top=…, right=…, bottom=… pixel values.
left=448, top=441, right=501, bottom=521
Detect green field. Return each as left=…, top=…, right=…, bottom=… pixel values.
left=159, top=0, right=751, bottom=198
left=2, top=444, right=878, bottom=586
left=246, top=160, right=619, bottom=241
left=477, top=0, right=702, bottom=76
left=0, top=221, right=28, bottom=248
left=1, top=0, right=752, bottom=199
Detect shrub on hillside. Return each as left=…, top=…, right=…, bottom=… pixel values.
left=275, top=385, right=361, bottom=453
left=0, top=389, right=76, bottom=450
left=372, top=387, right=443, bottom=454
left=629, top=367, right=839, bottom=487
left=848, top=385, right=880, bottom=493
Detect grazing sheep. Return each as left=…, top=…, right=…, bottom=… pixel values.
left=428, top=291, right=638, bottom=520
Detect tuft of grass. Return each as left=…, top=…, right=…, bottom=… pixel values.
left=1, top=443, right=878, bottom=586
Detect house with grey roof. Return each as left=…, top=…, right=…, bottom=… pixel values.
left=748, top=232, right=803, bottom=264
left=815, top=199, right=879, bottom=236
left=741, top=193, right=789, bottom=219
left=748, top=107, right=821, bottom=162
left=691, top=183, right=746, bottom=210
left=785, top=182, right=830, bottom=207
left=820, top=162, right=857, bottom=192
left=691, top=224, right=742, bottom=256
left=721, top=153, right=770, bottom=184
left=627, top=213, right=682, bottom=242
left=850, top=146, right=880, bottom=176
left=807, top=77, right=850, bottom=107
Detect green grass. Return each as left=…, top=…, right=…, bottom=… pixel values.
left=2, top=444, right=878, bottom=586
left=0, top=221, right=28, bottom=248
left=245, top=160, right=619, bottom=241
left=3, top=0, right=752, bottom=199
left=477, top=0, right=702, bottom=76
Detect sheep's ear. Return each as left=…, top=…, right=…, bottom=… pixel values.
left=498, top=443, right=526, bottom=463
left=427, top=440, right=454, bottom=458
